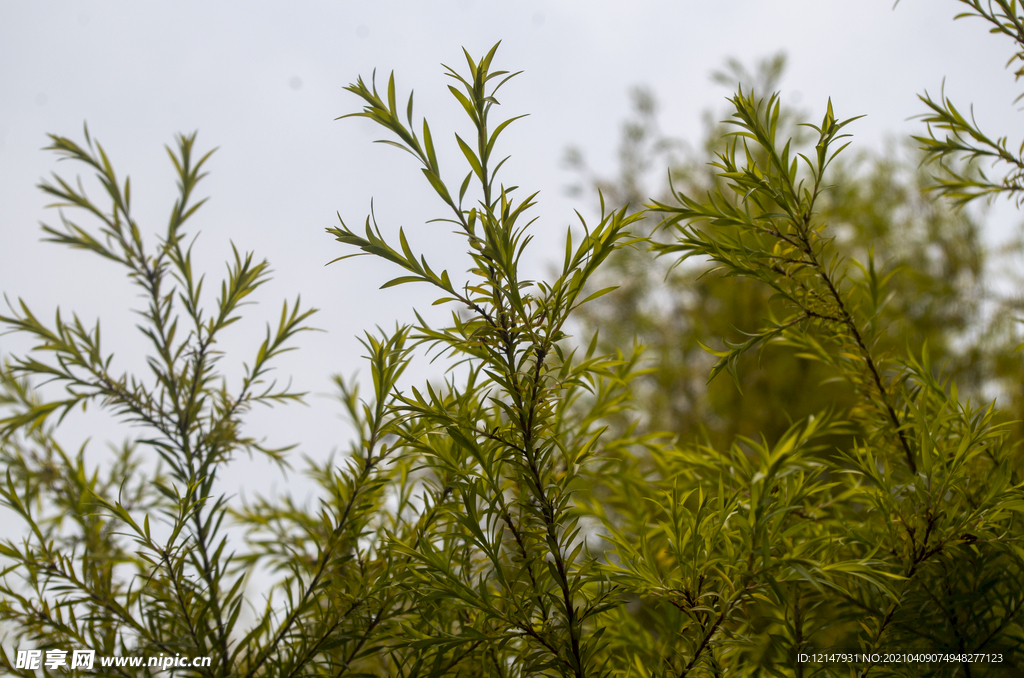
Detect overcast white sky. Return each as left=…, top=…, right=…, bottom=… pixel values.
left=1, top=1, right=1022, bottom=499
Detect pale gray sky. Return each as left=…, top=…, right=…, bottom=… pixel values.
left=1, top=1, right=1020, bottom=496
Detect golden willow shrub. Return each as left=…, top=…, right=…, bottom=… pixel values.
left=629, top=91, right=1024, bottom=676
left=0, top=45, right=645, bottom=677
left=2, top=8, right=1024, bottom=678
left=566, top=59, right=1009, bottom=454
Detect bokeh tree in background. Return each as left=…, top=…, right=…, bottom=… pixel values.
left=567, top=53, right=1023, bottom=451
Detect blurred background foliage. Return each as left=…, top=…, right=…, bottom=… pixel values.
left=566, top=53, right=1024, bottom=455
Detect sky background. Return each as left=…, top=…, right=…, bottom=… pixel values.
left=1, top=0, right=1022, bottom=502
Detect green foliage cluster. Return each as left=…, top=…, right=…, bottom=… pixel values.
left=915, top=0, right=1024, bottom=205
left=567, top=55, right=1017, bottom=450
left=2, top=2, right=1024, bottom=677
